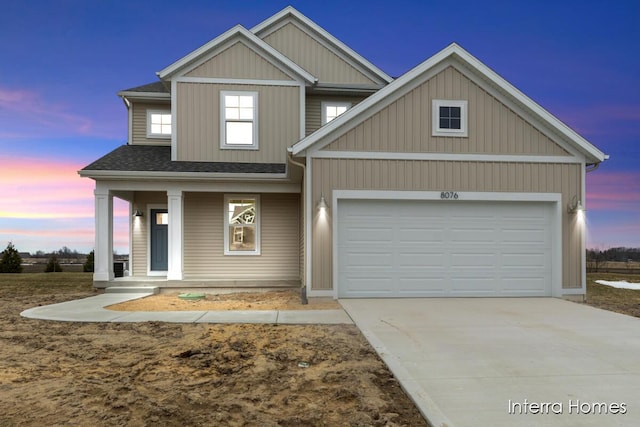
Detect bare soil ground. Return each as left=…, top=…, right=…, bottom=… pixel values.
left=0, top=273, right=427, bottom=426
left=585, top=272, right=640, bottom=318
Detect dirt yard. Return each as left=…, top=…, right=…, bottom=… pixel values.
left=0, top=274, right=427, bottom=426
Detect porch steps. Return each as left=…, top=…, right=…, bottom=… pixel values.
left=105, top=286, right=160, bottom=295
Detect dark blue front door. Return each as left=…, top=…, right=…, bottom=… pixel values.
left=150, top=209, right=168, bottom=271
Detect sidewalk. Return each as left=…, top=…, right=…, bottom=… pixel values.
left=20, top=291, right=353, bottom=324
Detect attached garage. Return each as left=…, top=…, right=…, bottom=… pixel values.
left=335, top=193, right=560, bottom=298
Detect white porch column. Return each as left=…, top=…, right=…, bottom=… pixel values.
left=167, top=189, right=184, bottom=280
left=94, top=187, right=114, bottom=282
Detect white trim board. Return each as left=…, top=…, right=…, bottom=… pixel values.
left=330, top=190, right=563, bottom=299
left=312, top=151, right=582, bottom=164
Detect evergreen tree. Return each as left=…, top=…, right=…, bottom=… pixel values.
left=0, top=242, right=23, bottom=273
left=45, top=254, right=63, bottom=273
left=83, top=250, right=95, bottom=272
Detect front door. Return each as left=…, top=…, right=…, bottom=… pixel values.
left=150, top=209, right=168, bottom=271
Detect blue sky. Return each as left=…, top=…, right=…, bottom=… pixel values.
left=0, top=0, right=638, bottom=253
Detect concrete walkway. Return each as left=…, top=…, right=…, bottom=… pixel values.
left=341, top=298, right=640, bottom=427
left=20, top=291, right=353, bottom=325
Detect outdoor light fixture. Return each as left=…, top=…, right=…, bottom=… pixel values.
left=568, top=196, right=584, bottom=214
left=316, top=194, right=328, bottom=211
left=133, top=209, right=143, bottom=217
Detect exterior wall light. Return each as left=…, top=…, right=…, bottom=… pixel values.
left=133, top=209, right=144, bottom=217
left=568, top=196, right=584, bottom=214
left=316, top=194, right=328, bottom=211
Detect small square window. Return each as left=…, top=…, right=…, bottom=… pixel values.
left=432, top=100, right=468, bottom=137
left=147, top=110, right=172, bottom=138
left=321, top=101, right=352, bottom=125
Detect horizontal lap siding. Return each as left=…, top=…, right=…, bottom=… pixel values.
left=323, top=66, right=570, bottom=156
left=131, top=102, right=171, bottom=145
left=305, top=94, right=368, bottom=136
left=176, top=83, right=299, bottom=163
left=183, top=193, right=300, bottom=280
left=262, top=22, right=376, bottom=84
left=311, top=159, right=582, bottom=290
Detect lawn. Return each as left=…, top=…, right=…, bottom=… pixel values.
left=586, top=272, right=640, bottom=318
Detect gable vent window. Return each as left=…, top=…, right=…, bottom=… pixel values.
left=432, top=99, right=468, bottom=137
left=221, top=91, right=258, bottom=149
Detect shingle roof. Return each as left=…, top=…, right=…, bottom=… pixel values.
left=120, top=81, right=169, bottom=93
left=81, top=145, right=286, bottom=174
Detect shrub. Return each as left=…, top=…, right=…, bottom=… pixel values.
left=45, top=254, right=63, bottom=273
left=83, top=250, right=95, bottom=273
left=0, top=242, right=23, bottom=273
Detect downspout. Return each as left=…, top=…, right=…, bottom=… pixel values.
left=287, top=152, right=308, bottom=305
left=585, top=162, right=600, bottom=173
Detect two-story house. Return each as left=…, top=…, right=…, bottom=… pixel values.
left=80, top=6, right=607, bottom=300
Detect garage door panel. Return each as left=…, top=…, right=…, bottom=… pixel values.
left=337, top=200, right=554, bottom=298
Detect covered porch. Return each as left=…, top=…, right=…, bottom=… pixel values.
left=92, top=181, right=303, bottom=290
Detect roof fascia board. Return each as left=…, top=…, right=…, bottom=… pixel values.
left=78, top=169, right=288, bottom=181
left=293, top=43, right=606, bottom=163
left=251, top=6, right=392, bottom=84
left=157, top=25, right=316, bottom=84
left=118, top=91, right=171, bottom=101
left=89, top=179, right=301, bottom=194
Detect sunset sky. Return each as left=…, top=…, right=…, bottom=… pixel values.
left=1, top=0, right=638, bottom=254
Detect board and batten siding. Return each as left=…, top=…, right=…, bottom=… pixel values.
left=176, top=82, right=299, bottom=163
left=305, top=94, right=369, bottom=136
left=131, top=101, right=171, bottom=146
left=185, top=41, right=293, bottom=81
left=323, top=66, right=571, bottom=156
left=310, top=158, right=582, bottom=291
left=131, top=192, right=168, bottom=277
left=261, top=22, right=376, bottom=85
left=183, top=192, right=300, bottom=280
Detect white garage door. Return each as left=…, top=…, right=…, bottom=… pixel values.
left=337, top=199, right=553, bottom=298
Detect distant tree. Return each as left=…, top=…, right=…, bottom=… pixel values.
left=45, top=254, right=63, bottom=273
left=83, top=250, right=95, bottom=273
left=0, top=242, right=23, bottom=273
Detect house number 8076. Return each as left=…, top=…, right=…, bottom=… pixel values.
left=440, top=191, right=459, bottom=200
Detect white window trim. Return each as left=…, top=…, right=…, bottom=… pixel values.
left=220, top=91, right=259, bottom=150
left=321, top=101, right=352, bottom=125
left=146, top=110, right=172, bottom=139
left=432, top=99, right=468, bottom=137
left=224, top=194, right=261, bottom=256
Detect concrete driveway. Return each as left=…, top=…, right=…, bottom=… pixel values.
left=340, top=298, right=640, bottom=427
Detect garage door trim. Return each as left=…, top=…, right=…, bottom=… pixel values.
left=332, top=190, right=562, bottom=298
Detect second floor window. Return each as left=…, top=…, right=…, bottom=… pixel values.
left=322, top=101, right=351, bottom=125
left=147, top=110, right=171, bottom=138
left=221, top=91, right=258, bottom=149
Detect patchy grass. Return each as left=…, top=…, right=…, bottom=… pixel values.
left=586, top=273, right=640, bottom=318
left=0, top=272, right=94, bottom=298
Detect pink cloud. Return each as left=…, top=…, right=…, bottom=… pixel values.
left=0, top=86, right=96, bottom=138
left=586, top=171, right=640, bottom=211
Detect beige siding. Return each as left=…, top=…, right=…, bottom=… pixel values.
left=262, top=22, right=376, bottom=85
left=323, top=66, right=570, bottom=156
left=310, top=158, right=582, bottom=291
left=305, top=94, right=368, bottom=136
left=131, top=192, right=167, bottom=276
left=186, top=41, right=293, bottom=80
left=183, top=193, right=300, bottom=280
left=131, top=101, right=172, bottom=146
left=176, top=82, right=299, bottom=163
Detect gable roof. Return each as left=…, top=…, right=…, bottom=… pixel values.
left=251, top=6, right=392, bottom=85
left=157, top=24, right=317, bottom=84
left=291, top=43, right=608, bottom=164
